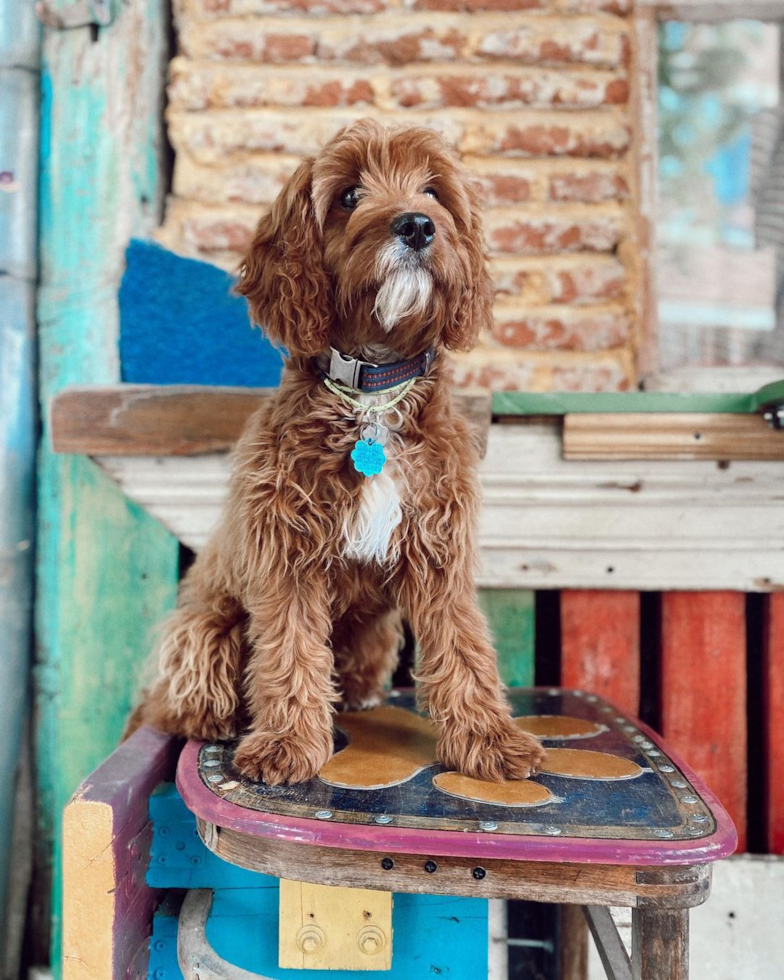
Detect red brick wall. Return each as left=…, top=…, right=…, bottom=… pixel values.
left=159, top=0, right=639, bottom=391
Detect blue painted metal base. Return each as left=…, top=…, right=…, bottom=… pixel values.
left=147, top=785, right=488, bottom=979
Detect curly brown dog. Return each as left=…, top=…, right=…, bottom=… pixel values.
left=129, top=119, right=545, bottom=786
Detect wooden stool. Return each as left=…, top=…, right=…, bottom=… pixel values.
left=173, top=688, right=735, bottom=980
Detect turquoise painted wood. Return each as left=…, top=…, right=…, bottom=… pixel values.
left=35, top=6, right=180, bottom=974
left=147, top=786, right=488, bottom=980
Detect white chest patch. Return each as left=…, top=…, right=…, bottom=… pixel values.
left=342, top=464, right=403, bottom=564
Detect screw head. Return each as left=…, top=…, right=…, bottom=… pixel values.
left=381, top=857, right=394, bottom=870
left=472, top=866, right=486, bottom=880
left=315, top=810, right=333, bottom=820
left=659, top=765, right=675, bottom=773
left=424, top=860, right=438, bottom=874
left=479, top=821, right=498, bottom=832
left=358, top=925, right=385, bottom=956
left=374, top=814, right=392, bottom=825
left=544, top=826, right=562, bottom=836
left=681, top=795, right=699, bottom=805
left=671, top=779, right=687, bottom=789
left=654, top=828, right=674, bottom=838
left=296, top=925, right=326, bottom=954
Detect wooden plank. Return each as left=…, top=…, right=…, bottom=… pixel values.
left=50, top=385, right=491, bottom=457
left=583, top=906, right=632, bottom=980
left=62, top=727, right=179, bottom=979
left=631, top=909, right=688, bottom=980
left=561, top=592, right=640, bottom=715
left=35, top=5, right=181, bottom=974
left=204, top=823, right=713, bottom=909
left=479, top=589, right=535, bottom=687
left=561, top=905, right=589, bottom=980
left=278, top=881, right=392, bottom=971
left=51, top=385, right=273, bottom=456
left=563, top=414, right=784, bottom=462
left=660, top=593, right=747, bottom=851
left=763, top=594, right=784, bottom=855
left=90, top=423, right=784, bottom=591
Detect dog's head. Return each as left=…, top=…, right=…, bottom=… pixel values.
left=237, top=119, right=493, bottom=360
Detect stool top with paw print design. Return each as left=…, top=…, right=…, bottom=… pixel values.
left=177, top=688, right=736, bottom=887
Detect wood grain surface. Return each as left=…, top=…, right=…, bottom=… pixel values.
left=62, top=727, right=179, bottom=979
left=199, top=822, right=712, bottom=910
left=50, top=384, right=492, bottom=458
left=563, top=413, right=784, bottom=461
left=660, top=593, right=747, bottom=851
left=631, top=907, right=688, bottom=980
left=561, top=591, right=641, bottom=715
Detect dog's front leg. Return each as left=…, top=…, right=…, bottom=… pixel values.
left=400, top=571, right=546, bottom=782
left=233, top=573, right=337, bottom=785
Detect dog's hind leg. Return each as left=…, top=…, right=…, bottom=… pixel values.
left=128, top=584, right=247, bottom=742
left=332, top=607, right=404, bottom=711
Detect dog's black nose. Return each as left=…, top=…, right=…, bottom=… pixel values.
left=390, top=212, right=436, bottom=251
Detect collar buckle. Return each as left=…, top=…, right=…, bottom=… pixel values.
left=329, top=348, right=374, bottom=389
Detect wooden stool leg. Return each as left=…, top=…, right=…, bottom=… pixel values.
left=560, top=905, right=589, bottom=980
left=631, top=908, right=688, bottom=980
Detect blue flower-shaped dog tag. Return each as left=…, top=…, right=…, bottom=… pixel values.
left=351, top=438, right=386, bottom=477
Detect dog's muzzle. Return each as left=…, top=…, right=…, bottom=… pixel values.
left=390, top=212, right=436, bottom=252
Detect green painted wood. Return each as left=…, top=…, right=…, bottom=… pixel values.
left=35, top=8, right=179, bottom=975
left=479, top=589, right=536, bottom=687
left=491, top=381, right=784, bottom=417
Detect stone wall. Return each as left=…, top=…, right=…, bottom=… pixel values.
left=159, top=0, right=640, bottom=390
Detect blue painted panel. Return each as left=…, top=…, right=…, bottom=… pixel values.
left=119, top=240, right=284, bottom=387
left=148, top=892, right=487, bottom=980
left=148, top=783, right=271, bottom=890
left=207, top=889, right=487, bottom=979
left=147, top=785, right=488, bottom=979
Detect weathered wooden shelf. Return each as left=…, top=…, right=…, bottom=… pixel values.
left=50, top=384, right=784, bottom=592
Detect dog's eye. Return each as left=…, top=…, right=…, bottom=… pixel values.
left=339, top=186, right=361, bottom=211
left=423, top=186, right=439, bottom=201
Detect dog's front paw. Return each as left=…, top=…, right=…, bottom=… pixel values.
left=438, top=717, right=546, bottom=782
left=233, top=727, right=333, bottom=785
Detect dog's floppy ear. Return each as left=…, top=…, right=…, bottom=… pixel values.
left=236, top=158, right=331, bottom=355
left=443, top=186, right=494, bottom=353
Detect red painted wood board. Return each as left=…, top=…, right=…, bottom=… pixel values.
left=660, top=592, right=747, bottom=852
left=561, top=591, right=640, bottom=715
left=763, top=593, right=784, bottom=854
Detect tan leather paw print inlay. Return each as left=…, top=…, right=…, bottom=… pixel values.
left=432, top=772, right=554, bottom=807
left=320, top=706, right=437, bottom=789
left=319, top=706, right=644, bottom=805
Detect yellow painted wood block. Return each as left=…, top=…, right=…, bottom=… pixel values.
left=62, top=799, right=115, bottom=980
left=279, top=879, right=393, bottom=971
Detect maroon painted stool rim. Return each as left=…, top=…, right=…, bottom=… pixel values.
left=175, top=691, right=738, bottom=867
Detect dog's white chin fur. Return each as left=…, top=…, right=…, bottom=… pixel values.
left=373, top=242, right=433, bottom=332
